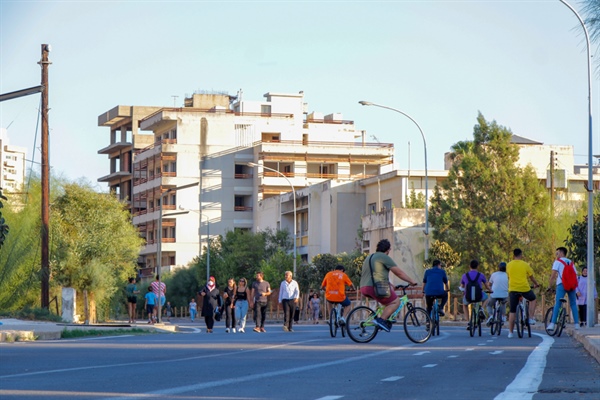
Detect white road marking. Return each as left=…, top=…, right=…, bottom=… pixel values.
left=489, top=351, right=503, bottom=355
left=447, top=355, right=458, bottom=358
left=477, top=343, right=487, bottom=346
left=413, top=351, right=430, bottom=356
left=422, top=364, right=437, bottom=368
left=493, top=333, right=554, bottom=400
left=465, top=348, right=475, bottom=351
left=487, top=340, right=494, bottom=342
left=316, top=396, right=344, bottom=400
left=381, top=376, right=404, bottom=382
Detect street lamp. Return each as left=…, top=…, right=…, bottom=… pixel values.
left=157, top=181, right=198, bottom=322
left=558, top=0, right=595, bottom=327
left=359, top=100, right=430, bottom=261
left=247, top=162, right=297, bottom=276
left=179, top=206, right=211, bottom=283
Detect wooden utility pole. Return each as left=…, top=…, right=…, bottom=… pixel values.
left=550, top=151, right=555, bottom=215
left=39, top=44, right=51, bottom=309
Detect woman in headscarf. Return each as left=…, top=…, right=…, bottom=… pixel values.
left=200, top=276, right=221, bottom=333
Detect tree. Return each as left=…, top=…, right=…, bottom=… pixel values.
left=429, top=113, right=554, bottom=277
left=564, top=194, right=600, bottom=269
left=51, top=183, right=143, bottom=322
left=425, top=240, right=461, bottom=271
left=0, top=188, right=8, bottom=249
left=405, top=186, right=426, bottom=209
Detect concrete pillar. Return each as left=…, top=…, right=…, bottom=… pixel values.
left=61, top=287, right=77, bottom=323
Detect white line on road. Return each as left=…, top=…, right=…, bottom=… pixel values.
left=489, top=351, right=503, bottom=355
left=422, top=364, right=437, bottom=368
left=465, top=348, right=475, bottom=351
left=477, top=343, right=487, bottom=346
left=381, top=376, right=404, bottom=382
left=447, top=355, right=458, bottom=358
left=413, top=351, right=430, bottom=355
left=493, top=333, right=554, bottom=400
left=315, top=396, right=344, bottom=400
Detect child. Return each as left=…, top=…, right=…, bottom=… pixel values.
left=144, top=286, right=156, bottom=324
left=189, top=298, right=197, bottom=322
left=165, top=301, right=172, bottom=322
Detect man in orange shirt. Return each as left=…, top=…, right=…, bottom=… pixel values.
left=321, top=265, right=355, bottom=325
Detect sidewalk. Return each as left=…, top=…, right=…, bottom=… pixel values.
left=1, top=317, right=598, bottom=364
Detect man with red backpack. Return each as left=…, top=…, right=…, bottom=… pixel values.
left=547, top=247, right=580, bottom=331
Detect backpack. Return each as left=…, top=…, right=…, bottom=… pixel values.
left=557, top=258, right=578, bottom=291
left=465, top=272, right=483, bottom=302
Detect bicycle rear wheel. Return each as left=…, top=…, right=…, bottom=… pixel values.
left=493, top=306, right=503, bottom=336
left=544, top=308, right=557, bottom=336
left=404, top=307, right=432, bottom=344
left=346, top=306, right=378, bottom=343
left=557, top=309, right=566, bottom=337
left=477, top=311, right=482, bottom=337
left=329, top=307, right=338, bottom=338
left=516, top=305, right=524, bottom=338
left=469, top=307, right=476, bottom=337
left=525, top=307, right=531, bottom=338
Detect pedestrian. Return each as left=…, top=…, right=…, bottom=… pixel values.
left=189, top=298, right=197, bottom=322
left=222, top=278, right=237, bottom=333
left=144, top=286, right=156, bottom=324
left=125, top=277, right=139, bottom=324
left=251, top=271, right=272, bottom=333
left=309, top=293, right=321, bottom=324
left=278, top=271, right=300, bottom=332
left=547, top=247, right=580, bottom=331
left=306, top=289, right=314, bottom=322
left=423, top=260, right=449, bottom=318
left=234, top=277, right=252, bottom=333
left=164, top=301, right=172, bottom=322
left=460, top=260, right=490, bottom=330
left=506, top=249, right=540, bottom=338
left=200, top=276, right=221, bottom=333
left=576, top=266, right=598, bottom=327
left=150, top=275, right=166, bottom=322
left=486, top=262, right=509, bottom=325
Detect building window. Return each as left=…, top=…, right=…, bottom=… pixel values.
left=382, top=199, right=392, bottom=211
left=169, top=256, right=175, bottom=265
left=368, top=203, right=376, bottom=214
left=261, top=105, right=272, bottom=116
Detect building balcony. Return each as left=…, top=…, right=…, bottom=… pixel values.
left=98, top=170, right=131, bottom=183
left=98, top=141, right=132, bottom=155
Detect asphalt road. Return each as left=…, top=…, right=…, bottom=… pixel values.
left=0, top=322, right=598, bottom=400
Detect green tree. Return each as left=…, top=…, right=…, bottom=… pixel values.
left=405, top=186, right=426, bottom=209
left=564, top=194, right=600, bottom=270
left=425, top=240, right=461, bottom=271
left=429, top=113, right=554, bottom=278
left=51, top=183, right=143, bottom=322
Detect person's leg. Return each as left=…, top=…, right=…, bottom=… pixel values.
left=255, top=304, right=262, bottom=328
left=440, top=293, right=448, bottom=310
left=381, top=297, right=400, bottom=320
left=566, top=290, right=579, bottom=325
left=260, top=304, right=267, bottom=328
left=282, top=299, right=289, bottom=328
left=508, top=292, right=519, bottom=334
left=579, top=304, right=587, bottom=324
left=425, top=295, right=434, bottom=315
left=240, top=301, right=248, bottom=330
left=551, top=284, right=566, bottom=324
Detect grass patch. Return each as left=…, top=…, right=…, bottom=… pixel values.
left=61, top=328, right=152, bottom=339
left=0, top=307, right=63, bottom=322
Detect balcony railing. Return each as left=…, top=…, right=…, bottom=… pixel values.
left=234, top=206, right=253, bottom=211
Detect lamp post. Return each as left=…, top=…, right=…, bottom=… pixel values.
left=179, top=206, right=211, bottom=283
left=359, top=100, right=430, bottom=261
left=247, top=162, right=297, bottom=276
left=558, top=0, right=595, bottom=327
left=157, top=181, right=199, bottom=322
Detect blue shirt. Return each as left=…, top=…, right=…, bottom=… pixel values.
left=145, top=292, right=156, bottom=305
left=423, top=267, right=448, bottom=296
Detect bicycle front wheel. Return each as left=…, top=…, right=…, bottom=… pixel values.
left=329, top=307, right=338, bottom=338
left=434, top=309, right=440, bottom=336
left=544, top=308, right=557, bottom=336
left=516, top=305, right=524, bottom=338
left=346, top=306, right=378, bottom=343
left=404, top=307, right=432, bottom=344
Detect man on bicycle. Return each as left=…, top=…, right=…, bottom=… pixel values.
left=506, top=248, right=540, bottom=338
left=460, top=260, right=490, bottom=330
left=546, top=247, right=580, bottom=331
left=321, top=265, right=355, bottom=325
left=486, top=261, right=508, bottom=325
left=360, top=239, right=418, bottom=332
left=423, top=259, right=449, bottom=317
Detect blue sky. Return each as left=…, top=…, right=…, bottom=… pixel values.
left=1, top=0, right=598, bottom=191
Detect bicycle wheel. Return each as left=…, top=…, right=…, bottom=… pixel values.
left=346, top=306, right=378, bottom=343
left=429, top=305, right=437, bottom=337
left=557, top=309, right=566, bottom=337
left=544, top=308, right=557, bottom=336
left=434, top=309, right=440, bottom=336
left=469, top=306, right=476, bottom=337
left=477, top=310, right=482, bottom=337
left=404, top=307, right=431, bottom=344
left=329, top=307, right=338, bottom=338
left=525, top=307, right=531, bottom=338
left=516, top=305, right=524, bottom=338
left=493, top=306, right=503, bottom=336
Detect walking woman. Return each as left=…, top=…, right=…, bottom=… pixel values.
left=309, top=292, right=321, bottom=324
left=200, top=276, right=221, bottom=333
left=126, top=277, right=139, bottom=324
left=223, top=278, right=237, bottom=333
left=234, top=277, right=252, bottom=333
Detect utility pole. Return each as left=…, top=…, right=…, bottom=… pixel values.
left=39, top=44, right=51, bottom=309
left=550, top=151, right=555, bottom=215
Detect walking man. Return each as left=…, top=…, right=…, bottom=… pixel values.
left=278, top=271, right=300, bottom=332
left=251, top=271, right=272, bottom=333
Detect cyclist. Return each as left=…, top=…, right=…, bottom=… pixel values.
left=506, top=248, right=540, bottom=338
left=321, top=265, right=355, bottom=325
left=546, top=247, right=580, bottom=331
left=486, top=262, right=509, bottom=325
left=360, top=239, right=418, bottom=332
left=423, top=259, right=449, bottom=317
left=460, top=260, right=490, bottom=330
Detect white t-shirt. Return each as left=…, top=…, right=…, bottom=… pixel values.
left=552, top=257, right=575, bottom=286
left=489, top=271, right=508, bottom=298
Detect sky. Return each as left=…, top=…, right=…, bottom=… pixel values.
left=1, top=0, right=598, bottom=192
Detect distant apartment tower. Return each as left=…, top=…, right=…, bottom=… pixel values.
left=98, top=91, right=394, bottom=276
left=0, top=128, right=26, bottom=193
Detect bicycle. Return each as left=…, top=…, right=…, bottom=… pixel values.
left=515, top=288, right=534, bottom=338
left=544, top=290, right=568, bottom=337
left=328, top=301, right=346, bottom=338
left=487, top=296, right=507, bottom=336
left=428, top=292, right=448, bottom=337
left=468, top=301, right=486, bottom=337
left=346, top=284, right=431, bottom=344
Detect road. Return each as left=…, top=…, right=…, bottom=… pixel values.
left=0, top=322, right=598, bottom=400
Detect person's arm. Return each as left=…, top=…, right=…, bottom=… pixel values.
left=263, top=284, right=272, bottom=296
left=548, top=270, right=558, bottom=288
left=278, top=282, right=284, bottom=303
left=389, top=266, right=417, bottom=286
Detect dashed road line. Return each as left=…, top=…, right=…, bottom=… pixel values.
left=422, top=364, right=437, bottom=368
left=381, top=376, right=404, bottom=382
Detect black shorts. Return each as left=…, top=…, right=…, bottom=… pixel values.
left=508, top=290, right=536, bottom=313
left=127, top=296, right=137, bottom=304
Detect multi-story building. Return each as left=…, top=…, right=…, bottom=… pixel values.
left=0, top=128, right=26, bottom=193
left=98, top=91, right=395, bottom=276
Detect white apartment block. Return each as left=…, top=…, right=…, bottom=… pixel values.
left=0, top=128, right=26, bottom=193
left=98, top=91, right=394, bottom=276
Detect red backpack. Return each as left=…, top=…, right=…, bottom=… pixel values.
left=556, top=258, right=578, bottom=291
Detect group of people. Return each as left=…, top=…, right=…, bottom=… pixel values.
left=125, top=275, right=168, bottom=324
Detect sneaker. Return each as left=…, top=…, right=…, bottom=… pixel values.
left=239, top=328, right=245, bottom=333
left=574, top=324, right=580, bottom=331
left=225, top=328, right=230, bottom=333
left=232, top=328, right=236, bottom=333
left=260, top=327, right=266, bottom=332
left=283, top=326, right=289, bottom=332
left=546, top=322, right=555, bottom=331
left=288, top=328, right=294, bottom=332
left=253, top=327, right=261, bottom=333
left=528, top=318, right=536, bottom=325
left=486, top=316, right=493, bottom=326
left=373, top=317, right=391, bottom=332
left=508, top=332, right=514, bottom=338
left=338, top=317, right=346, bottom=326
